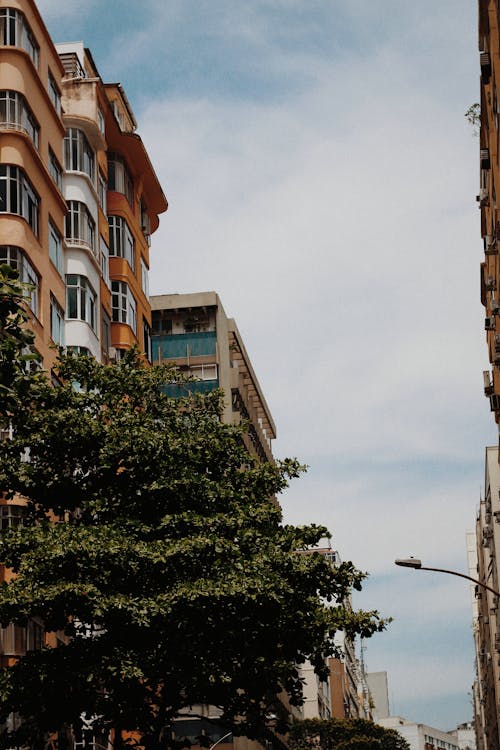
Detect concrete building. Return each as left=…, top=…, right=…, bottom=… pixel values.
left=0, top=0, right=167, bottom=668
left=150, top=292, right=276, bottom=463
left=378, top=717, right=461, bottom=750
left=0, top=0, right=167, bottom=374
left=470, top=447, right=500, bottom=750
left=366, top=671, right=390, bottom=721
left=297, top=546, right=373, bottom=722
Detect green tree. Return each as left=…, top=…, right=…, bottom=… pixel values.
left=0, top=283, right=387, bottom=749
left=0, top=265, right=39, bottom=407
left=289, top=718, right=410, bottom=750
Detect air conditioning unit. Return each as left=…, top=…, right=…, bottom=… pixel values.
left=492, top=298, right=500, bottom=314
left=486, top=317, right=496, bottom=330
left=487, top=277, right=497, bottom=291
left=484, top=370, right=494, bottom=395
left=108, top=347, right=118, bottom=362
left=478, top=188, right=490, bottom=207
left=481, top=50, right=492, bottom=81
left=485, top=512, right=492, bottom=524
left=486, top=235, right=498, bottom=255
left=490, top=393, right=500, bottom=411
left=481, top=148, right=491, bottom=169
left=494, top=510, right=500, bottom=523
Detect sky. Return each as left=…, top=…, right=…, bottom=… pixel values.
left=39, top=0, right=495, bottom=733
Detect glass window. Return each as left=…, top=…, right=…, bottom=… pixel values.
left=97, top=107, right=105, bottom=134
left=49, top=221, right=63, bottom=275
left=111, top=281, right=136, bottom=334
left=0, top=504, right=24, bottom=531
left=48, top=148, right=63, bottom=190
left=0, top=9, right=38, bottom=66
left=64, top=128, right=94, bottom=182
left=0, top=245, right=38, bottom=314
left=50, top=294, right=65, bottom=346
left=66, top=275, right=97, bottom=331
left=0, top=90, right=39, bottom=147
left=0, top=165, right=39, bottom=235
left=107, top=152, right=133, bottom=205
left=143, top=318, right=152, bottom=362
left=102, top=309, right=111, bottom=354
left=140, top=257, right=149, bottom=297
left=108, top=215, right=135, bottom=270
left=48, top=71, right=61, bottom=116
left=65, top=201, right=95, bottom=254
left=98, top=171, right=107, bottom=213
left=100, top=236, right=110, bottom=287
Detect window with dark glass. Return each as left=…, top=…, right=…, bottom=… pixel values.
left=64, top=128, right=94, bottom=182
left=111, top=281, right=137, bottom=334
left=0, top=91, right=39, bottom=147
left=0, top=246, right=38, bottom=314
left=49, top=221, right=63, bottom=275
left=108, top=215, right=135, bottom=270
left=0, top=504, right=24, bottom=531
left=49, top=148, right=63, bottom=190
left=143, top=318, right=152, bottom=362
left=50, top=294, right=64, bottom=346
left=0, top=165, right=39, bottom=235
left=107, top=152, right=133, bottom=205
left=65, top=201, right=95, bottom=251
left=66, top=275, right=96, bottom=331
left=48, top=71, right=61, bottom=115
left=0, top=8, right=39, bottom=66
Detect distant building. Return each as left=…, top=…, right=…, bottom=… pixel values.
left=298, top=546, right=373, bottom=721
left=449, top=722, right=476, bottom=750
left=378, top=717, right=460, bottom=750
left=366, top=671, right=390, bottom=720
left=150, top=291, right=276, bottom=462
left=470, top=447, right=500, bottom=750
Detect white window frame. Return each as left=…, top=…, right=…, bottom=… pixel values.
left=65, top=200, right=95, bottom=254
left=108, top=215, right=135, bottom=270
left=0, top=245, right=38, bottom=315
left=66, top=274, right=97, bottom=331
left=140, top=257, right=149, bottom=297
left=48, top=148, right=63, bottom=190
left=0, top=165, right=39, bottom=235
left=64, top=128, right=95, bottom=183
left=0, top=90, right=39, bottom=147
left=48, top=71, right=61, bottom=116
left=100, top=236, right=110, bottom=288
left=0, top=9, right=38, bottom=66
left=49, top=220, right=63, bottom=276
left=50, top=294, right=65, bottom=346
left=111, top=281, right=137, bottom=334
left=107, top=153, right=133, bottom=205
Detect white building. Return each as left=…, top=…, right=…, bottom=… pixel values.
left=378, top=717, right=460, bottom=750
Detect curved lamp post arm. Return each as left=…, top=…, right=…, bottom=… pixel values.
left=394, top=558, right=500, bottom=598
left=210, top=732, right=233, bottom=750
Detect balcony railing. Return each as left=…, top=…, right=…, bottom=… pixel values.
left=152, top=331, right=216, bottom=360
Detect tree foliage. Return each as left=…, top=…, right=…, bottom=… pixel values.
left=0, top=272, right=387, bottom=748
left=288, top=719, right=410, bottom=750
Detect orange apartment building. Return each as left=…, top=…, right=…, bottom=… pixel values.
left=0, top=0, right=167, bottom=672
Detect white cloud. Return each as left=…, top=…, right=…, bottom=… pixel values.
left=133, top=0, right=482, bottom=729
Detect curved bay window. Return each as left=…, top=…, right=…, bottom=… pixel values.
left=66, top=274, right=97, bottom=331
left=0, top=165, right=39, bottom=235
left=65, top=200, right=96, bottom=254
left=0, top=246, right=38, bottom=314
left=64, top=128, right=94, bottom=182
left=108, top=215, right=135, bottom=270
left=0, top=8, right=39, bottom=67
left=0, top=91, right=39, bottom=147
left=108, top=152, right=133, bottom=206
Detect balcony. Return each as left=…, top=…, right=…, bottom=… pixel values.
left=161, top=380, right=219, bottom=398
left=152, top=331, right=217, bottom=361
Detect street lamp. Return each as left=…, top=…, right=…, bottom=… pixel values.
left=394, top=558, right=500, bottom=597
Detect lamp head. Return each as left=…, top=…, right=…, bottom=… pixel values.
left=395, top=558, right=422, bottom=569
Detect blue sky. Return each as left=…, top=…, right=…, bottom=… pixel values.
left=39, top=0, right=494, bottom=732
